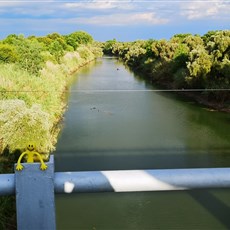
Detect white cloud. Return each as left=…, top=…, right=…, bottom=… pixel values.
left=0, top=1, right=57, bottom=16
left=73, top=12, right=169, bottom=26
left=63, top=1, right=135, bottom=11
left=0, top=0, right=52, bottom=6
left=180, top=0, right=230, bottom=20
left=0, top=2, right=22, bottom=7
left=64, top=2, right=117, bottom=10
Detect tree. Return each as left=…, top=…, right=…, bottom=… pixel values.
left=186, top=46, right=212, bottom=87
left=2, top=34, right=20, bottom=45
left=48, top=40, right=64, bottom=63
left=103, top=39, right=117, bottom=55
left=0, top=100, right=54, bottom=154
left=65, top=31, right=93, bottom=50
left=0, top=44, right=18, bottom=63
left=183, top=35, right=204, bottom=51
left=15, top=38, right=44, bottom=75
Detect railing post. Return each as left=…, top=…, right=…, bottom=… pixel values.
left=15, top=155, right=56, bottom=230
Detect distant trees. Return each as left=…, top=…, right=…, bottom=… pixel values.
left=17, top=38, right=44, bottom=75
left=0, top=31, right=94, bottom=72
left=65, top=31, right=93, bottom=50
left=103, top=30, right=230, bottom=103
left=0, top=35, right=44, bottom=75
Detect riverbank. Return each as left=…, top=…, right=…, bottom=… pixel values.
left=102, top=30, right=230, bottom=113
left=0, top=45, right=102, bottom=230
left=0, top=46, right=102, bottom=155
left=142, top=74, right=230, bottom=113
left=178, top=91, right=230, bottom=113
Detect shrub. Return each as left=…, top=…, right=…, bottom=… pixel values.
left=0, top=100, right=54, bottom=154
left=15, top=38, right=44, bottom=75
left=0, top=43, right=18, bottom=63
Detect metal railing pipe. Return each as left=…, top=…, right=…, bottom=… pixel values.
left=54, top=168, right=230, bottom=193
left=0, top=173, right=15, bottom=195
left=1, top=167, right=230, bottom=196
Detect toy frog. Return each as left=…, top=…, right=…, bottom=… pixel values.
left=16, top=142, right=48, bottom=171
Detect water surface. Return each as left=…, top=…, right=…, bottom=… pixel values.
left=55, top=57, right=230, bottom=230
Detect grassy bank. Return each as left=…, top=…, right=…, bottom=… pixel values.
left=0, top=32, right=103, bottom=229
left=0, top=46, right=101, bottom=155
left=0, top=47, right=102, bottom=229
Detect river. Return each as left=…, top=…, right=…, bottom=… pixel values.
left=55, top=57, right=230, bottom=230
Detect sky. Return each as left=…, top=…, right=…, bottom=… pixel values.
left=0, top=0, right=229, bottom=41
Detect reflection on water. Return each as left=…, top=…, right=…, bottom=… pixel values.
left=55, top=57, right=230, bottom=230
left=55, top=149, right=230, bottom=172
left=56, top=190, right=230, bottom=230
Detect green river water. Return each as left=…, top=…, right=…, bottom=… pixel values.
left=55, top=57, right=230, bottom=230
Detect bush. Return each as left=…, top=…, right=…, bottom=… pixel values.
left=15, top=38, right=44, bottom=75
left=0, top=100, right=54, bottom=154
left=0, top=43, right=18, bottom=63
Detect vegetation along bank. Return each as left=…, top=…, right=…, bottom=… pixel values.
left=103, top=30, right=230, bottom=112
left=0, top=31, right=102, bottom=157
left=0, top=31, right=102, bottom=229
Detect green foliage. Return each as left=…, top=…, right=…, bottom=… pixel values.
left=103, top=39, right=117, bottom=55
left=124, top=41, right=146, bottom=66
left=88, top=42, right=104, bottom=57
left=65, top=36, right=79, bottom=50
left=16, top=39, right=44, bottom=75
left=65, top=31, right=93, bottom=50
left=77, top=46, right=94, bottom=60
left=0, top=30, right=102, bottom=230
left=0, top=100, right=54, bottom=153
left=171, top=33, right=192, bottom=41
left=186, top=46, right=212, bottom=87
left=173, top=68, right=188, bottom=88
left=47, top=32, right=63, bottom=41
left=202, top=30, right=217, bottom=43
left=103, top=30, right=230, bottom=103
left=0, top=43, right=18, bottom=63
left=0, top=38, right=102, bottom=155
left=48, top=40, right=64, bottom=63
left=36, top=36, right=53, bottom=47
left=206, top=30, right=230, bottom=59
left=3, top=35, right=45, bottom=75
left=182, top=35, right=204, bottom=51
left=204, top=30, right=230, bottom=90
left=2, top=34, right=20, bottom=45
left=0, top=30, right=102, bottom=155
left=151, top=39, right=178, bottom=61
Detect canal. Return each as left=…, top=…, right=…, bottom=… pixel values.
left=55, top=57, right=230, bottom=229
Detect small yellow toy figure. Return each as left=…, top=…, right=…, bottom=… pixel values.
left=16, top=142, right=48, bottom=171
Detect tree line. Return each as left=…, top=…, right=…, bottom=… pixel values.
left=0, top=31, right=97, bottom=75
left=103, top=30, right=230, bottom=105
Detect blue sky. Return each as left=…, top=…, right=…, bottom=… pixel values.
left=0, top=0, right=229, bottom=41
